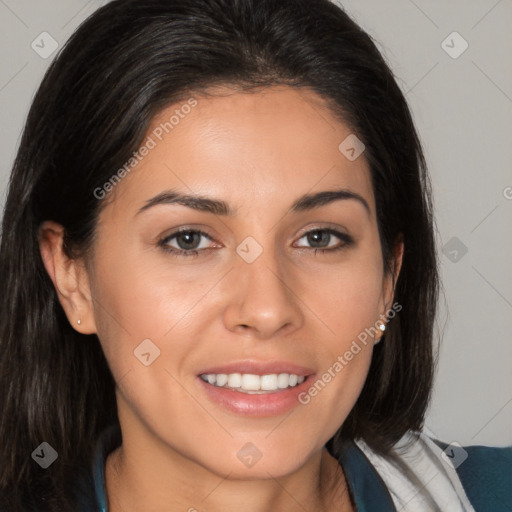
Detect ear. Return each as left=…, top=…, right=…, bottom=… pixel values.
left=38, top=220, right=97, bottom=334
left=378, top=234, right=404, bottom=335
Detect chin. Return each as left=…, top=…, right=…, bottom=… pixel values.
left=189, top=437, right=319, bottom=481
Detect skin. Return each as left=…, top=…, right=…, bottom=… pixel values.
left=39, top=85, right=403, bottom=512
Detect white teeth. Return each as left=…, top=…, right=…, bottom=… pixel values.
left=216, top=373, right=228, bottom=387
left=241, top=374, right=260, bottom=391
left=260, top=374, right=278, bottom=390
left=200, top=372, right=307, bottom=392
left=227, top=373, right=242, bottom=388
left=277, top=373, right=290, bottom=389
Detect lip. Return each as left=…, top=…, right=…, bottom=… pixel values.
left=197, top=360, right=315, bottom=377
left=196, top=360, right=316, bottom=417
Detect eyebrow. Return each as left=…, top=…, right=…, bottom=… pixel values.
left=136, top=188, right=370, bottom=217
left=291, top=189, right=370, bottom=217
left=136, top=191, right=232, bottom=216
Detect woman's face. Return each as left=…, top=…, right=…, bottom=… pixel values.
left=81, top=86, right=401, bottom=478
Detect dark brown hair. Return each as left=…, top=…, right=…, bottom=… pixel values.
left=0, top=0, right=439, bottom=509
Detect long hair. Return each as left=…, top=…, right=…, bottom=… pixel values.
left=0, top=0, right=440, bottom=509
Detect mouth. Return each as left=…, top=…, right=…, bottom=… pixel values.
left=196, top=361, right=315, bottom=416
left=199, top=372, right=306, bottom=394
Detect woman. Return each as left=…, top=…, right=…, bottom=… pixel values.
left=0, top=0, right=510, bottom=510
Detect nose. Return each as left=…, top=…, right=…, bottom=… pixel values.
left=222, top=250, right=304, bottom=339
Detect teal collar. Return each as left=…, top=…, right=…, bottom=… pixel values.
left=91, top=424, right=396, bottom=511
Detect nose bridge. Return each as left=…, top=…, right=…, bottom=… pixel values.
left=223, top=240, right=303, bottom=337
left=244, top=252, right=288, bottom=303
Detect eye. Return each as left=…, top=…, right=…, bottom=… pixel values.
left=294, top=228, right=353, bottom=252
left=158, top=229, right=217, bottom=256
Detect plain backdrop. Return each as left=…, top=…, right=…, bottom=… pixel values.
left=0, top=0, right=511, bottom=447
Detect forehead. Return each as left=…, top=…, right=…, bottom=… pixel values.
left=106, top=86, right=374, bottom=218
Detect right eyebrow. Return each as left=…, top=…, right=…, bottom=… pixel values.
left=136, top=190, right=233, bottom=216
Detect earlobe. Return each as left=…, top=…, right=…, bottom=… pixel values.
left=38, top=220, right=97, bottom=334
left=374, top=322, right=386, bottom=344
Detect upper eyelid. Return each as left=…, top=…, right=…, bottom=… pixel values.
left=161, top=227, right=216, bottom=242
left=294, top=227, right=349, bottom=242
left=294, top=228, right=349, bottom=245
left=161, top=229, right=216, bottom=245
left=297, top=227, right=344, bottom=237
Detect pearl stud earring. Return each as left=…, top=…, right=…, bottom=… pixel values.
left=374, top=322, right=386, bottom=345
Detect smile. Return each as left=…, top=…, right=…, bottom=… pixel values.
left=199, top=372, right=306, bottom=393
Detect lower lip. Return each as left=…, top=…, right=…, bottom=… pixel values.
left=197, top=376, right=315, bottom=417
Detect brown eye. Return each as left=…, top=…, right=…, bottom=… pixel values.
left=174, top=231, right=202, bottom=250
left=158, top=229, right=216, bottom=256
left=306, top=230, right=332, bottom=248
left=295, top=229, right=353, bottom=251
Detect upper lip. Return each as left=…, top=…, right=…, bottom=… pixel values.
left=198, top=360, right=315, bottom=377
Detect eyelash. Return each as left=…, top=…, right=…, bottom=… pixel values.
left=157, top=228, right=354, bottom=258
left=157, top=229, right=213, bottom=258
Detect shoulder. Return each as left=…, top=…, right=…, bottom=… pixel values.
left=433, top=439, right=512, bottom=511
left=353, top=431, right=512, bottom=512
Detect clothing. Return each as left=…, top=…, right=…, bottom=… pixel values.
left=76, top=424, right=512, bottom=511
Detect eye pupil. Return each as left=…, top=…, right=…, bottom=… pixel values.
left=176, top=231, right=201, bottom=250
left=307, top=230, right=330, bottom=247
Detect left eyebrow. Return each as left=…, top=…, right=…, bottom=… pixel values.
left=291, top=189, right=371, bottom=217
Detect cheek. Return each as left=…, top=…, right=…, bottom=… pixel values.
left=91, top=243, right=220, bottom=339
left=88, top=246, right=230, bottom=409
left=266, top=250, right=383, bottom=438
left=89, top=250, right=220, bottom=453
left=300, top=250, right=384, bottom=343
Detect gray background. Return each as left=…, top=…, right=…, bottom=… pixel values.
left=0, top=0, right=510, bottom=447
